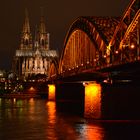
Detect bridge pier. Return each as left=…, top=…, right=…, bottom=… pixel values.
left=48, top=80, right=140, bottom=120
left=48, top=81, right=103, bottom=119
left=55, top=82, right=85, bottom=115
left=55, top=83, right=84, bottom=101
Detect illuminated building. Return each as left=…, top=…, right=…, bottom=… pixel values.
left=13, top=9, right=58, bottom=79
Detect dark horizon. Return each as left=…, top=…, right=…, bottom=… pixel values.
left=0, top=0, right=130, bottom=70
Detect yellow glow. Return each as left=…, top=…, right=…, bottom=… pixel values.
left=29, top=98, right=34, bottom=104
left=29, top=98, right=35, bottom=120
left=28, top=86, right=36, bottom=94
left=48, top=84, right=55, bottom=101
left=106, top=45, right=111, bottom=55
left=130, top=44, right=135, bottom=49
left=29, top=86, right=36, bottom=91
left=84, top=82, right=101, bottom=119
left=82, top=125, right=104, bottom=140
left=46, top=101, right=56, bottom=138
left=13, top=98, right=16, bottom=103
left=115, top=50, right=119, bottom=54
left=46, top=102, right=56, bottom=124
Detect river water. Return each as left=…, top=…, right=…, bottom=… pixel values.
left=0, top=96, right=140, bottom=140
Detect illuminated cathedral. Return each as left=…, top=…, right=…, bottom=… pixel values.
left=13, top=10, right=58, bottom=79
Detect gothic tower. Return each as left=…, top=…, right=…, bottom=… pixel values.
left=38, top=8, right=49, bottom=50
left=20, top=9, right=33, bottom=50
left=14, top=9, right=58, bottom=79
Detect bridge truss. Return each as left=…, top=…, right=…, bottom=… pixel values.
left=49, top=0, right=140, bottom=79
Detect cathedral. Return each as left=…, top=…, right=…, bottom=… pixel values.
left=13, top=10, right=58, bottom=79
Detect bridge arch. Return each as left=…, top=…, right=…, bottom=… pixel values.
left=59, top=16, right=119, bottom=75
left=48, top=59, right=59, bottom=80
left=109, top=0, right=140, bottom=62
left=58, top=0, right=139, bottom=78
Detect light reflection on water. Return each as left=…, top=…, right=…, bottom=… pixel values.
left=46, top=101, right=56, bottom=124
left=0, top=98, right=140, bottom=140
left=0, top=98, right=104, bottom=140
left=75, top=123, right=104, bottom=140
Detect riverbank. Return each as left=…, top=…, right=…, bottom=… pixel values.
left=0, top=93, right=41, bottom=98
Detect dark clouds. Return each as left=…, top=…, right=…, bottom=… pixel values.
left=0, top=0, right=130, bottom=70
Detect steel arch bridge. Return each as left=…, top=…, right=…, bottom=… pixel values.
left=49, top=0, right=140, bottom=79
left=48, top=58, right=59, bottom=79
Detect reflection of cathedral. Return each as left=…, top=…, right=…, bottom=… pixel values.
left=13, top=10, right=58, bottom=79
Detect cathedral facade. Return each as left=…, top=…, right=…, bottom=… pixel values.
left=13, top=10, right=58, bottom=79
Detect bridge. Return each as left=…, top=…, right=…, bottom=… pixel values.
left=46, top=0, right=140, bottom=119
left=14, top=0, right=139, bottom=119
left=48, top=0, right=139, bottom=83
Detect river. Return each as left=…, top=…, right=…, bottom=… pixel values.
left=0, top=95, right=140, bottom=140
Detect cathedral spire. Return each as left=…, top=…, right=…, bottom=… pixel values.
left=34, top=25, right=39, bottom=49
left=23, top=9, right=30, bottom=33
left=38, top=7, right=49, bottom=50
left=20, top=9, right=33, bottom=49
left=39, top=7, right=46, bottom=34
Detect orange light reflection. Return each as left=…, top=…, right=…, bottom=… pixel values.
left=46, top=101, right=57, bottom=138
left=84, top=82, right=101, bottom=119
left=46, top=101, right=56, bottom=124
left=28, top=98, right=35, bottom=121
left=28, top=86, right=36, bottom=94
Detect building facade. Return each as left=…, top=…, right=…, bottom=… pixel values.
left=13, top=10, right=58, bottom=79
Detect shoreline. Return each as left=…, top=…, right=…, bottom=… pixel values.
left=0, top=93, right=41, bottom=98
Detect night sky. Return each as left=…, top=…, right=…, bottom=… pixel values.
left=0, top=0, right=130, bottom=70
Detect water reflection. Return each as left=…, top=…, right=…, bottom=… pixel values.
left=75, top=122, right=104, bottom=140
left=46, top=101, right=56, bottom=125
left=0, top=98, right=139, bottom=140
left=46, top=101, right=79, bottom=140
left=84, top=82, right=101, bottom=119
left=28, top=98, right=35, bottom=121
left=46, top=100, right=104, bottom=140
left=46, top=101, right=57, bottom=140
left=85, top=124, right=104, bottom=140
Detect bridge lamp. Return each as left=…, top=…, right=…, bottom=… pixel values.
left=83, top=82, right=88, bottom=86
left=122, top=44, right=129, bottom=49
left=130, top=44, right=135, bottom=49
left=115, top=50, right=119, bottom=54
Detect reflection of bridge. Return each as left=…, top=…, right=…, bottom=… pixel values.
left=49, top=0, right=140, bottom=82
